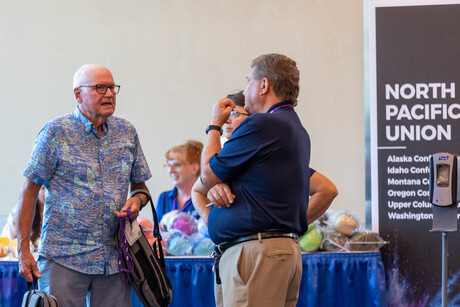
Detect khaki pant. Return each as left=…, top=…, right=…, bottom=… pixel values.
left=215, top=236, right=302, bottom=307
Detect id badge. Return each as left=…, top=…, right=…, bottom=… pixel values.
left=124, top=220, right=142, bottom=246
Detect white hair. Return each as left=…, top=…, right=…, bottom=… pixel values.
left=73, top=64, right=107, bottom=89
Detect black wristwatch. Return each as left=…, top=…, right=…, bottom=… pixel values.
left=205, top=125, right=223, bottom=135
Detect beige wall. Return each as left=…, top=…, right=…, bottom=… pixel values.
left=0, top=1, right=365, bottom=222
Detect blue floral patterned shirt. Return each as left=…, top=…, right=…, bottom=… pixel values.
left=23, top=106, right=151, bottom=275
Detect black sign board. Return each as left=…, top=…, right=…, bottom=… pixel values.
left=369, top=2, right=460, bottom=305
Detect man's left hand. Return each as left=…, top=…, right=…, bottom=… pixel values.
left=207, top=183, right=235, bottom=208
left=114, top=197, right=141, bottom=219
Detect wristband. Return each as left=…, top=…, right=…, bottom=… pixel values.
left=205, top=125, right=223, bottom=135
left=134, top=194, right=145, bottom=208
left=130, top=189, right=151, bottom=209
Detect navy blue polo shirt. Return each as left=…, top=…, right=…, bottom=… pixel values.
left=208, top=101, right=311, bottom=244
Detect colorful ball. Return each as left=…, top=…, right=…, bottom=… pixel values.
left=170, top=212, right=198, bottom=236
left=197, top=218, right=210, bottom=238
left=164, top=230, right=193, bottom=256
left=299, top=224, right=323, bottom=252
left=193, top=238, right=215, bottom=256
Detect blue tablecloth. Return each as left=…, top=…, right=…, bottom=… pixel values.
left=1, top=252, right=386, bottom=307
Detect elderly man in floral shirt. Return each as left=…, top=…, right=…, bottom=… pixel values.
left=17, top=64, right=151, bottom=306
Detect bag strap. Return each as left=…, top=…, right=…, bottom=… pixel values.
left=27, top=274, right=38, bottom=291
left=130, top=189, right=166, bottom=266
left=130, top=189, right=160, bottom=238
left=117, top=209, right=135, bottom=283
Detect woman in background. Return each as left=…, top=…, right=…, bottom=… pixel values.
left=223, top=90, right=248, bottom=141
left=157, top=140, right=203, bottom=225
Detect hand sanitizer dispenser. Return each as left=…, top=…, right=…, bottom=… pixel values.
left=428, top=152, right=459, bottom=307
left=429, top=153, right=458, bottom=207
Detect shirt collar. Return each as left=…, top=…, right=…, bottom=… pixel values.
left=266, top=101, right=294, bottom=113
left=168, top=187, right=178, bottom=199
left=73, top=105, right=109, bottom=134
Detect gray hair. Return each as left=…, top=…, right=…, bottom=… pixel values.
left=250, top=54, right=300, bottom=106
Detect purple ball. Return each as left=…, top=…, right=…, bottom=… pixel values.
left=170, top=212, right=198, bottom=236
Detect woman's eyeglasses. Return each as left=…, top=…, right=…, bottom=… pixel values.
left=230, top=110, right=249, bottom=120
left=163, top=162, right=183, bottom=169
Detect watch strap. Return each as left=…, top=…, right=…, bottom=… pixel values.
left=206, top=125, right=223, bottom=135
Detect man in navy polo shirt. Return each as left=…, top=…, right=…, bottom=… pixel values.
left=201, top=54, right=310, bottom=307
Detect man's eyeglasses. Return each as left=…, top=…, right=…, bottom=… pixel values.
left=230, top=110, right=249, bottom=120
left=79, top=84, right=121, bottom=94
left=163, top=162, right=183, bottom=169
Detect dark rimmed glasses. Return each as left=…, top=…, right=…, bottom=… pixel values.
left=230, top=110, right=249, bottom=120
left=79, top=84, right=121, bottom=94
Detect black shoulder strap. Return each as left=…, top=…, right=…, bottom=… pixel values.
left=130, top=189, right=166, bottom=265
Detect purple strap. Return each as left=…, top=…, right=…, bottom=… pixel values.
left=172, top=197, right=193, bottom=212
left=270, top=104, right=294, bottom=114
left=118, top=208, right=134, bottom=283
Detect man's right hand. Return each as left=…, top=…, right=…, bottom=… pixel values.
left=17, top=179, right=42, bottom=283
left=207, top=183, right=235, bottom=208
left=18, top=249, right=41, bottom=282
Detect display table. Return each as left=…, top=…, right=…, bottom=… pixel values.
left=0, top=252, right=386, bottom=307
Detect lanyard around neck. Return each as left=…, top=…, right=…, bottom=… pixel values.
left=269, top=104, right=294, bottom=114
left=172, top=197, right=192, bottom=211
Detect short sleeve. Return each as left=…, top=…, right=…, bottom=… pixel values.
left=130, top=132, right=152, bottom=183
left=209, top=116, right=262, bottom=182
left=23, top=123, right=58, bottom=185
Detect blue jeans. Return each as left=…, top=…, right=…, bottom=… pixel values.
left=37, top=257, right=131, bottom=307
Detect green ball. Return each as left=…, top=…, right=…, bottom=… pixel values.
left=306, top=223, right=315, bottom=234
left=300, top=225, right=323, bottom=252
